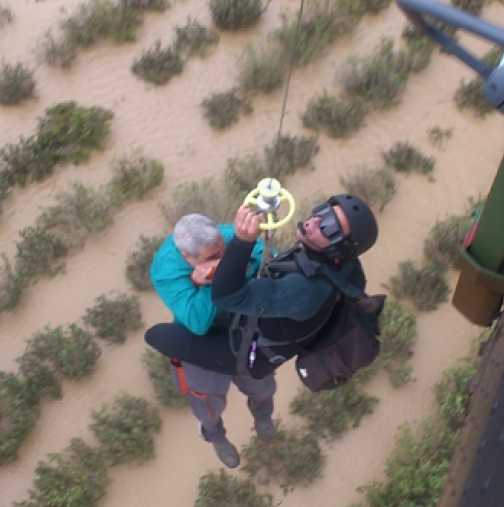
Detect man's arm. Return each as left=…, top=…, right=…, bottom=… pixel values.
left=212, top=237, right=333, bottom=320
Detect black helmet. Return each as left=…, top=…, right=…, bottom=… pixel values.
left=310, top=194, right=378, bottom=259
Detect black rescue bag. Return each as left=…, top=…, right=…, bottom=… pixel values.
left=294, top=293, right=385, bottom=392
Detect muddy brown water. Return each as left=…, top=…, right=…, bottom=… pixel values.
left=1, top=1, right=504, bottom=506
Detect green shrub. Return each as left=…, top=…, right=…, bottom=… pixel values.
left=195, top=469, right=274, bottom=507
left=340, top=166, right=396, bottom=212
left=0, top=3, right=13, bottom=28
left=126, top=235, right=163, bottom=290
left=162, top=177, right=232, bottom=225
left=142, top=349, right=188, bottom=407
left=37, top=182, right=113, bottom=249
left=174, top=17, right=219, bottom=57
left=427, top=126, right=453, bottom=148
left=402, top=25, right=435, bottom=73
left=90, top=393, right=161, bottom=465
left=39, top=31, right=78, bottom=69
left=383, top=141, right=435, bottom=175
left=451, top=0, right=486, bottom=15
left=17, top=354, right=62, bottom=402
left=356, top=360, right=477, bottom=507
left=274, top=3, right=354, bottom=67
left=0, top=254, right=22, bottom=312
left=0, top=62, right=36, bottom=105
left=131, top=40, right=184, bottom=85
left=15, top=438, right=108, bottom=507
left=423, top=214, right=468, bottom=269
left=388, top=260, right=450, bottom=311
left=337, top=0, right=392, bottom=17
left=14, top=226, right=68, bottom=284
left=454, top=47, right=501, bottom=116
left=303, top=93, right=367, bottom=138
left=263, top=134, right=318, bottom=178
left=242, top=421, right=324, bottom=493
left=223, top=154, right=268, bottom=204
left=24, top=325, right=101, bottom=378
left=107, top=153, right=164, bottom=206
left=356, top=299, right=417, bottom=387
left=435, top=360, right=476, bottom=430
left=290, top=382, right=378, bottom=441
left=201, top=88, right=252, bottom=129
left=36, top=101, right=113, bottom=164
left=83, top=292, right=143, bottom=343
left=209, top=0, right=263, bottom=30
left=238, top=43, right=287, bottom=94
left=343, top=39, right=410, bottom=110
left=0, top=372, right=38, bottom=465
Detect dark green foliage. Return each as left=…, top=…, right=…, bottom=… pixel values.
left=17, top=354, right=62, bottom=403
left=24, top=325, right=101, bottom=378
left=38, top=183, right=113, bottom=249
left=15, top=438, right=108, bottom=507
left=0, top=62, right=36, bottom=105
left=131, top=40, right=184, bottom=85
left=451, top=0, right=486, bottom=15
left=303, top=93, right=367, bottom=138
left=356, top=299, right=416, bottom=387
left=209, top=0, right=263, bottom=30
left=242, top=421, right=325, bottom=493
left=340, top=166, right=396, bottom=212
left=274, top=4, right=354, bottom=67
left=163, top=177, right=233, bottom=225
left=343, top=39, right=410, bottom=110
left=0, top=372, right=38, bottom=465
left=435, top=360, right=476, bottom=430
left=37, top=101, right=113, bottom=164
left=41, top=0, right=170, bottom=68
left=195, top=469, right=274, bottom=507
left=427, top=126, right=453, bottom=148
left=402, top=25, right=435, bottom=73
left=290, top=382, right=378, bottom=441
left=126, top=235, right=163, bottom=290
left=108, top=154, right=164, bottom=206
left=0, top=254, right=22, bottom=312
left=83, top=292, right=143, bottom=343
left=201, top=88, right=252, bottom=129
left=357, top=360, right=476, bottom=507
left=14, top=226, right=67, bottom=284
left=0, top=4, right=13, bottom=28
left=338, top=0, right=392, bottom=17
left=454, top=47, right=501, bottom=116
left=223, top=155, right=266, bottom=204
left=383, top=141, right=435, bottom=175
left=238, top=44, right=286, bottom=94
left=90, top=393, right=161, bottom=465
left=142, top=349, right=188, bottom=407
left=174, top=18, right=219, bottom=57
left=424, top=214, right=469, bottom=269
left=0, top=101, right=113, bottom=188
left=388, top=260, right=450, bottom=311
left=263, top=134, right=318, bottom=178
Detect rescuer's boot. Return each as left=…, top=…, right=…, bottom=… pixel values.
left=212, top=436, right=240, bottom=469
left=254, top=416, right=276, bottom=442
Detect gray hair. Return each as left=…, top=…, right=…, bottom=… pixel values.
left=173, top=213, right=221, bottom=257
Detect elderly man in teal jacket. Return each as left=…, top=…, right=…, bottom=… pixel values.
left=145, top=213, right=276, bottom=469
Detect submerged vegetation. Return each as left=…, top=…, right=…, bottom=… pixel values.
left=383, top=142, right=435, bottom=176
left=0, top=62, right=36, bottom=105
left=209, top=0, right=263, bottom=31
left=40, top=0, right=170, bottom=68
left=126, top=234, right=164, bottom=290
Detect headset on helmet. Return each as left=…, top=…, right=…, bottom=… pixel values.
left=310, top=194, right=378, bottom=260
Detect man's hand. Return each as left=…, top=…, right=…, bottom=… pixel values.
left=191, top=259, right=219, bottom=286
left=234, top=204, right=263, bottom=243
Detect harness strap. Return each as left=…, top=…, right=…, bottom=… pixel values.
left=170, top=358, right=190, bottom=396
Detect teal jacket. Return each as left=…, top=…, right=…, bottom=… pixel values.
left=150, top=224, right=264, bottom=336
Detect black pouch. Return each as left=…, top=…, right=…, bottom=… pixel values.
left=295, top=294, right=386, bottom=392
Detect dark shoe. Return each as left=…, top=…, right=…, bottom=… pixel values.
left=255, top=417, right=276, bottom=442
left=212, top=437, right=240, bottom=468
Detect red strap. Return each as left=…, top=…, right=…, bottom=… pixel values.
left=170, top=359, right=190, bottom=396
left=170, top=359, right=209, bottom=401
